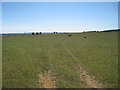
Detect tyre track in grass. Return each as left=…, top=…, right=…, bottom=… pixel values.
left=63, top=40, right=104, bottom=88
left=38, top=40, right=56, bottom=88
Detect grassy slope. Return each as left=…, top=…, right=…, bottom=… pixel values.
left=2, top=32, right=118, bottom=88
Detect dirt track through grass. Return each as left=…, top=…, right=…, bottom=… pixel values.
left=63, top=40, right=104, bottom=88
left=38, top=41, right=56, bottom=88
left=79, top=66, right=103, bottom=88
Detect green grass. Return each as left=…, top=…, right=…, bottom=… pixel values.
left=0, top=35, right=2, bottom=89
left=2, top=32, right=118, bottom=88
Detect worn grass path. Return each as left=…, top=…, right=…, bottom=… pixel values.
left=38, top=40, right=57, bottom=88
left=62, top=40, right=104, bottom=88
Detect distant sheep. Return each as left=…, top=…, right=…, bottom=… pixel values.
left=68, top=35, right=72, bottom=37
left=84, top=35, right=86, bottom=38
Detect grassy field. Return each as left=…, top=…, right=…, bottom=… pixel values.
left=2, top=32, right=118, bottom=88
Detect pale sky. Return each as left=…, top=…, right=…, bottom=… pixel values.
left=2, top=2, right=118, bottom=33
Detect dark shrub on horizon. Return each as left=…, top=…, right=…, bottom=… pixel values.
left=32, top=32, right=35, bottom=35
left=36, top=32, right=38, bottom=35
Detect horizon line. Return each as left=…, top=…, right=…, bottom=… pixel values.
left=1, top=28, right=119, bottom=34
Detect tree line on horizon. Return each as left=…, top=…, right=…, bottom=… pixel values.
left=83, top=29, right=120, bottom=33
left=31, top=31, right=57, bottom=35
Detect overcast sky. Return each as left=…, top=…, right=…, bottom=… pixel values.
left=2, top=2, right=118, bottom=33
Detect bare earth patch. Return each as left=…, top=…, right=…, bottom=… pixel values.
left=79, top=66, right=104, bottom=88
left=38, top=70, right=56, bottom=88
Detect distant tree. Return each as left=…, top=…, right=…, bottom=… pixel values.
left=32, top=32, right=34, bottom=35
left=39, top=32, right=42, bottom=34
left=36, top=32, right=38, bottom=35
left=54, top=31, right=55, bottom=33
